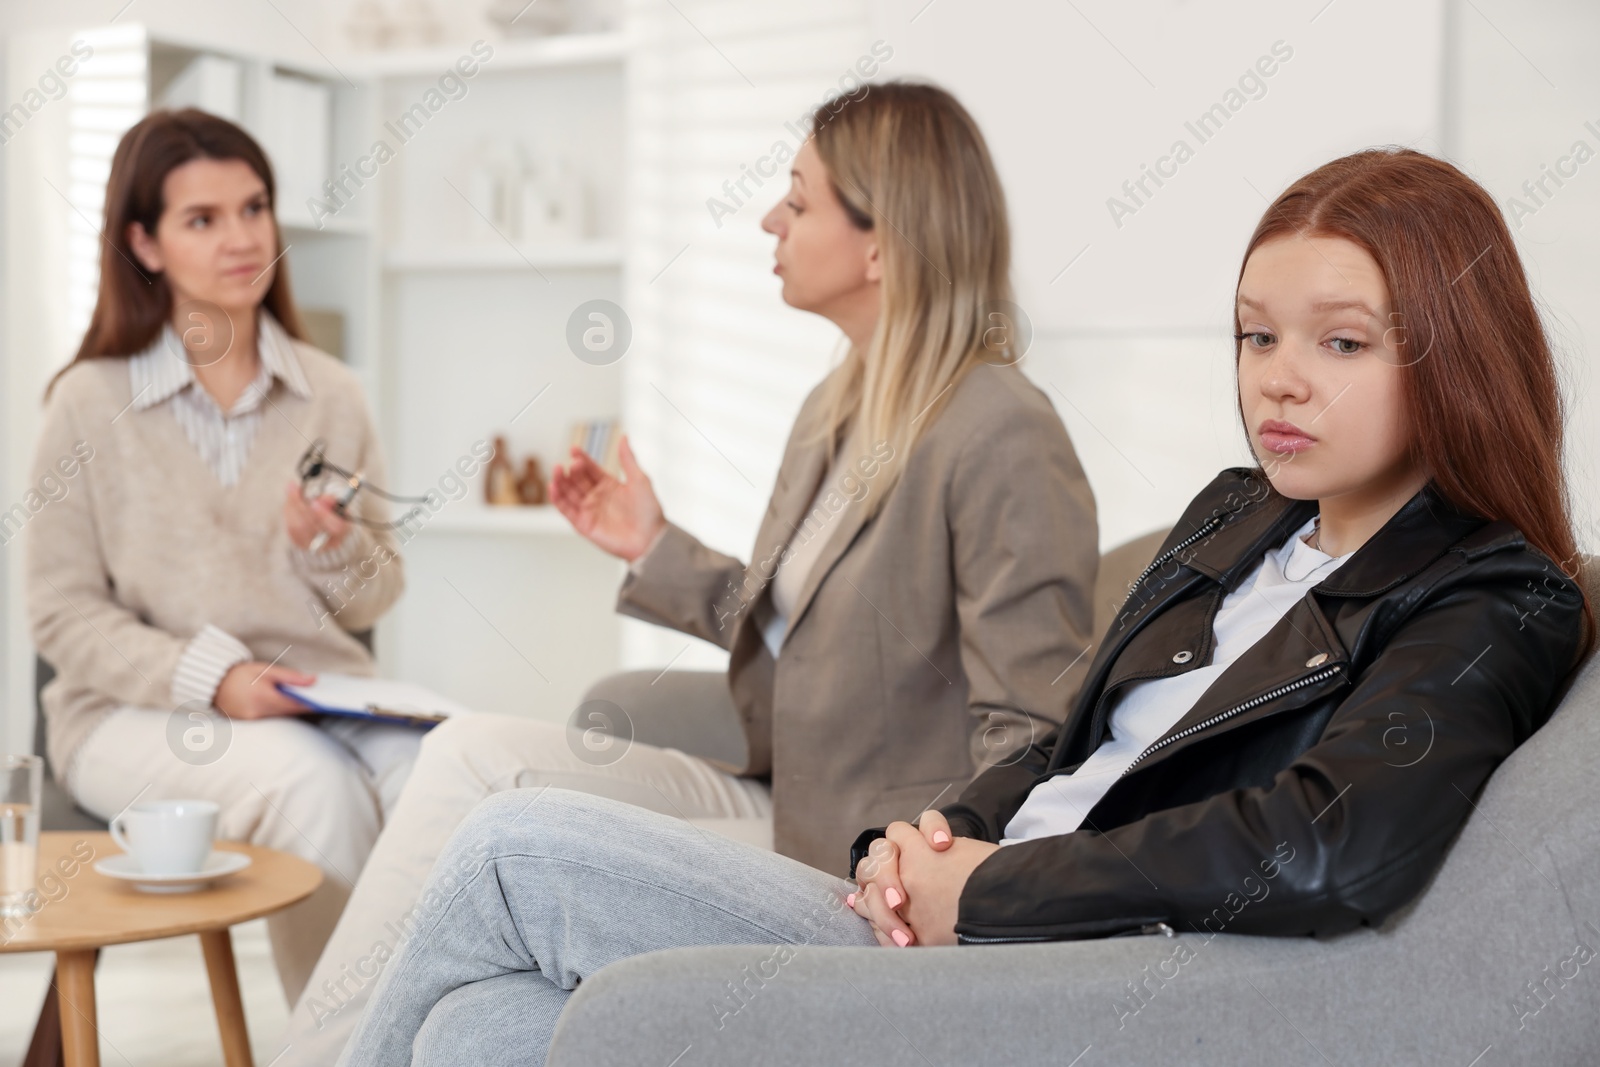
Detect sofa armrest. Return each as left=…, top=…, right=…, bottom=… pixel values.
left=581, top=669, right=747, bottom=773
left=545, top=934, right=1285, bottom=1067
left=546, top=892, right=1593, bottom=1067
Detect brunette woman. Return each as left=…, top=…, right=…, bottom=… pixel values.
left=26, top=109, right=416, bottom=1003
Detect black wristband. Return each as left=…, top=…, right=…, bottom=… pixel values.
left=847, top=826, right=888, bottom=880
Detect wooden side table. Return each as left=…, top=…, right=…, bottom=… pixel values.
left=3, top=831, right=322, bottom=1067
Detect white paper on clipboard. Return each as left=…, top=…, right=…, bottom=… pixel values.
left=276, top=673, right=473, bottom=727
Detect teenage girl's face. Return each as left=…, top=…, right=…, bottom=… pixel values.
left=760, top=139, right=881, bottom=319
left=127, top=156, right=278, bottom=318
left=1235, top=234, right=1423, bottom=506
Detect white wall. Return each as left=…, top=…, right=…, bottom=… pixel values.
left=867, top=0, right=1446, bottom=548
left=1446, top=0, right=1600, bottom=551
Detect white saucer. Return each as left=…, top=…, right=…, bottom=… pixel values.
left=94, top=850, right=252, bottom=893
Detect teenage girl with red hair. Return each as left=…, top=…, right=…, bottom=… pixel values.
left=342, top=147, right=1592, bottom=1065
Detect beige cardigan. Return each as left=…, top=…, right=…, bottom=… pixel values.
left=26, top=333, right=403, bottom=783
left=618, top=362, right=1100, bottom=872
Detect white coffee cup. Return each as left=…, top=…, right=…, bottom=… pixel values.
left=109, top=799, right=218, bottom=875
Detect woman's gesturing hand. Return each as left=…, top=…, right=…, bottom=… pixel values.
left=850, top=809, right=987, bottom=947
left=549, top=435, right=667, bottom=562
left=214, top=662, right=318, bottom=720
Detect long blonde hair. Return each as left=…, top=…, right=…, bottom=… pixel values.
left=810, top=81, right=1018, bottom=504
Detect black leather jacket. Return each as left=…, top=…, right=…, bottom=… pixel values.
left=856, top=468, right=1588, bottom=944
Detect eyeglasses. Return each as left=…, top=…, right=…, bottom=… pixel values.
left=297, top=440, right=431, bottom=530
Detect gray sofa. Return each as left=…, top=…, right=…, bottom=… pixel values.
left=550, top=533, right=1600, bottom=1066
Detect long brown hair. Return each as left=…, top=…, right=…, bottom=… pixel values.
left=48, top=108, right=306, bottom=395
left=809, top=81, right=1016, bottom=512
left=1236, top=147, right=1593, bottom=650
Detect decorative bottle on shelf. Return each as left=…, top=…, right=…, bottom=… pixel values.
left=389, top=0, right=443, bottom=48
left=466, top=141, right=519, bottom=243
left=485, top=436, right=522, bottom=506
left=516, top=145, right=554, bottom=243
left=517, top=457, right=548, bottom=505
left=492, top=141, right=520, bottom=238
left=488, top=0, right=571, bottom=37
left=344, top=0, right=389, bottom=51
left=465, top=140, right=498, bottom=243
left=545, top=156, right=587, bottom=240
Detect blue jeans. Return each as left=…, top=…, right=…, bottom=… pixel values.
left=339, top=788, right=881, bottom=1066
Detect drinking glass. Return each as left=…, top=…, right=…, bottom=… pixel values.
left=1, top=754, right=42, bottom=920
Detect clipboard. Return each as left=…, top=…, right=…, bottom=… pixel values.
left=276, top=673, right=471, bottom=729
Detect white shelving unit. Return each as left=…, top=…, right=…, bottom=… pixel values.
left=425, top=505, right=577, bottom=536
left=281, top=216, right=371, bottom=238
left=349, top=31, right=627, bottom=77
left=2, top=24, right=631, bottom=747
left=383, top=240, right=623, bottom=272
left=363, top=31, right=629, bottom=724
left=136, top=28, right=633, bottom=724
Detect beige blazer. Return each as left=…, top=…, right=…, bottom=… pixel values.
left=617, top=362, right=1098, bottom=872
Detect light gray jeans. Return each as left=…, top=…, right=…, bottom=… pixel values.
left=286, top=672, right=774, bottom=1066
left=338, top=788, right=881, bottom=1066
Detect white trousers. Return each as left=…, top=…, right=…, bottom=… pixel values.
left=68, top=707, right=424, bottom=1004
left=280, top=711, right=773, bottom=1067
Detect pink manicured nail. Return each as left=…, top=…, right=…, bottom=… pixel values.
left=891, top=929, right=911, bottom=947
left=846, top=892, right=856, bottom=908
left=885, top=887, right=903, bottom=909
left=932, top=830, right=950, bottom=845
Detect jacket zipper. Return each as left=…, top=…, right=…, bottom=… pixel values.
left=1117, top=663, right=1346, bottom=780
left=1075, top=513, right=1228, bottom=756
left=1126, top=513, right=1225, bottom=596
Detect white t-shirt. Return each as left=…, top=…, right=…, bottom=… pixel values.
left=755, top=437, right=858, bottom=657
left=1000, top=515, right=1351, bottom=845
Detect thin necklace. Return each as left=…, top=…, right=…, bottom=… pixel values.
left=1285, top=516, right=1333, bottom=583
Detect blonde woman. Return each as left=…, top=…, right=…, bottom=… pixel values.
left=287, top=81, right=1097, bottom=1060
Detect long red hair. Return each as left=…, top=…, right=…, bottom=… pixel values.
left=48, top=108, right=306, bottom=396
left=1236, top=147, right=1593, bottom=652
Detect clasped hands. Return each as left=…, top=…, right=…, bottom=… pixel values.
left=849, top=810, right=1000, bottom=947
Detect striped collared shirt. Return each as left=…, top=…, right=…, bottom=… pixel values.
left=126, top=312, right=313, bottom=487
left=125, top=314, right=326, bottom=708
